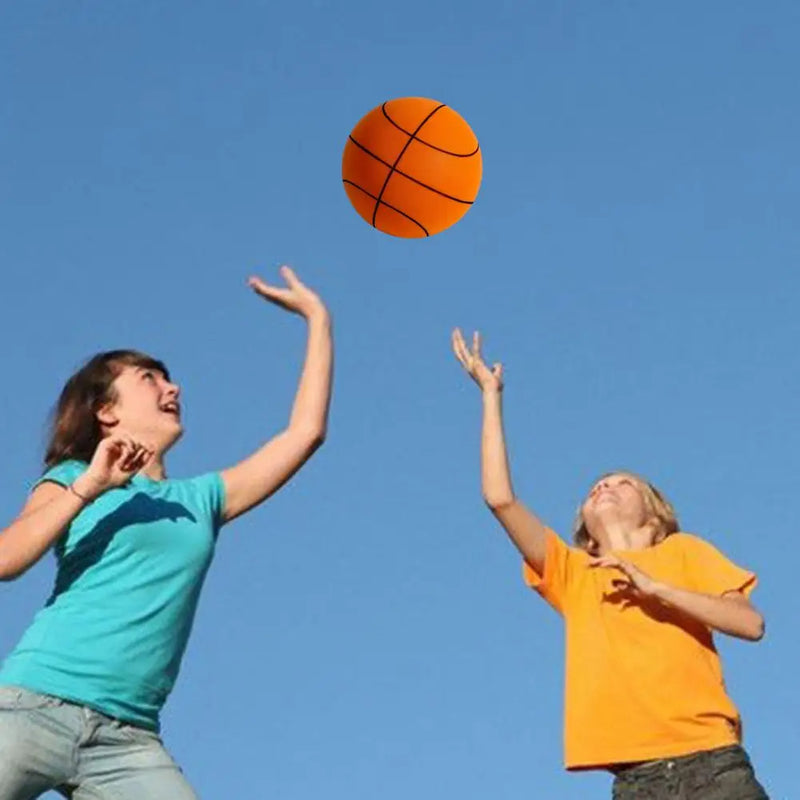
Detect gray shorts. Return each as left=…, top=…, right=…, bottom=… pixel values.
left=611, top=744, right=769, bottom=800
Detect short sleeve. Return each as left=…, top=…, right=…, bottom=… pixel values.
left=186, top=472, right=227, bottom=533
left=32, top=460, right=88, bottom=492
left=521, top=529, right=582, bottom=614
left=680, top=534, right=757, bottom=599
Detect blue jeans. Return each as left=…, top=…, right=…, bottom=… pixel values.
left=0, top=686, right=197, bottom=800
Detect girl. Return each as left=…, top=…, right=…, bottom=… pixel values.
left=0, top=267, right=333, bottom=800
left=451, top=328, right=769, bottom=800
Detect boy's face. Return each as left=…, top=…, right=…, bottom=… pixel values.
left=582, top=473, right=652, bottom=538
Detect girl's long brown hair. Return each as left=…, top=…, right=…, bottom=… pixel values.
left=44, top=350, right=169, bottom=469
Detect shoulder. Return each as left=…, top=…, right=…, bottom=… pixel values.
left=169, top=471, right=224, bottom=496
left=34, top=459, right=89, bottom=489
left=659, top=531, right=703, bottom=549
left=162, top=472, right=226, bottom=522
left=657, top=531, right=733, bottom=560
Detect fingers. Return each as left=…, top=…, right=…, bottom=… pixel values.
left=105, top=434, right=154, bottom=473
left=104, top=434, right=135, bottom=462
left=451, top=328, right=506, bottom=394
left=589, top=556, right=643, bottom=589
left=122, top=443, right=153, bottom=473
left=248, top=266, right=302, bottom=295
left=248, top=278, right=296, bottom=313
left=589, top=556, right=631, bottom=578
left=451, top=328, right=486, bottom=366
left=248, top=268, right=321, bottom=317
left=451, top=328, right=470, bottom=367
left=279, top=265, right=301, bottom=287
left=248, top=276, right=288, bottom=300
left=119, top=444, right=147, bottom=473
left=588, top=556, right=617, bottom=568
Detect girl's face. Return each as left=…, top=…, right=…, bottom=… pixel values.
left=581, top=473, right=651, bottom=534
left=98, top=365, right=182, bottom=451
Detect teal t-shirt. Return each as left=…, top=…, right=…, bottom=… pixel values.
left=0, top=460, right=226, bottom=731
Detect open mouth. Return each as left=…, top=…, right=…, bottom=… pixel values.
left=160, top=402, right=181, bottom=419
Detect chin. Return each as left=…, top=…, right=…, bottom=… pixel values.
left=157, top=422, right=184, bottom=450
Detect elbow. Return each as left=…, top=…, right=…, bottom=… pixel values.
left=736, top=612, right=765, bottom=642
left=483, top=494, right=516, bottom=513
left=747, top=614, right=766, bottom=642
left=0, top=555, right=23, bottom=582
left=307, top=426, right=327, bottom=451
left=0, top=538, right=31, bottom=582
left=299, top=425, right=327, bottom=455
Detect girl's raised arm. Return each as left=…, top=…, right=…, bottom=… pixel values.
left=221, top=267, right=333, bottom=523
left=452, top=329, right=549, bottom=574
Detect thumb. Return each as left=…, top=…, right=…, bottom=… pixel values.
left=248, top=277, right=292, bottom=302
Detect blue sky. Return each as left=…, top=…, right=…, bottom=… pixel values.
left=1, top=2, right=798, bottom=797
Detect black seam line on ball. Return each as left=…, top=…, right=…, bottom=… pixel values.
left=381, top=103, right=480, bottom=157
left=348, top=136, right=474, bottom=205
left=343, top=180, right=429, bottom=236
left=371, top=103, right=445, bottom=227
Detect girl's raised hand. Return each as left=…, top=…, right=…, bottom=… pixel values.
left=452, top=328, right=503, bottom=393
left=248, top=266, right=327, bottom=321
left=77, top=434, right=155, bottom=500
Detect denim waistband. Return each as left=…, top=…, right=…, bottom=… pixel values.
left=611, top=744, right=745, bottom=777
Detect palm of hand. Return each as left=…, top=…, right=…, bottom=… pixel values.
left=248, top=266, right=325, bottom=318
left=452, top=328, right=503, bottom=391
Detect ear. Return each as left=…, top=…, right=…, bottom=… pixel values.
left=95, top=402, right=119, bottom=428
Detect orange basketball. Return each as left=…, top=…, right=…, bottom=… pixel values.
left=342, top=97, right=482, bottom=238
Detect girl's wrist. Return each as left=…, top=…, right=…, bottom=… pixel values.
left=71, top=474, right=105, bottom=502
left=305, top=304, right=331, bottom=325
left=68, top=483, right=91, bottom=503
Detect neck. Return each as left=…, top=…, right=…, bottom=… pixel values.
left=141, top=459, right=167, bottom=481
left=594, top=521, right=654, bottom=554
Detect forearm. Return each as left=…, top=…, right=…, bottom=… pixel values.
left=0, top=483, right=91, bottom=579
left=653, top=583, right=764, bottom=641
left=287, top=311, right=333, bottom=439
left=480, top=389, right=548, bottom=569
left=220, top=311, right=333, bottom=521
left=481, top=388, right=515, bottom=507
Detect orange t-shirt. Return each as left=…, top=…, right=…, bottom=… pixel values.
left=522, top=531, right=757, bottom=771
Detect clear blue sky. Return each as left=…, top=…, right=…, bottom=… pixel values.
left=1, top=2, right=797, bottom=797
